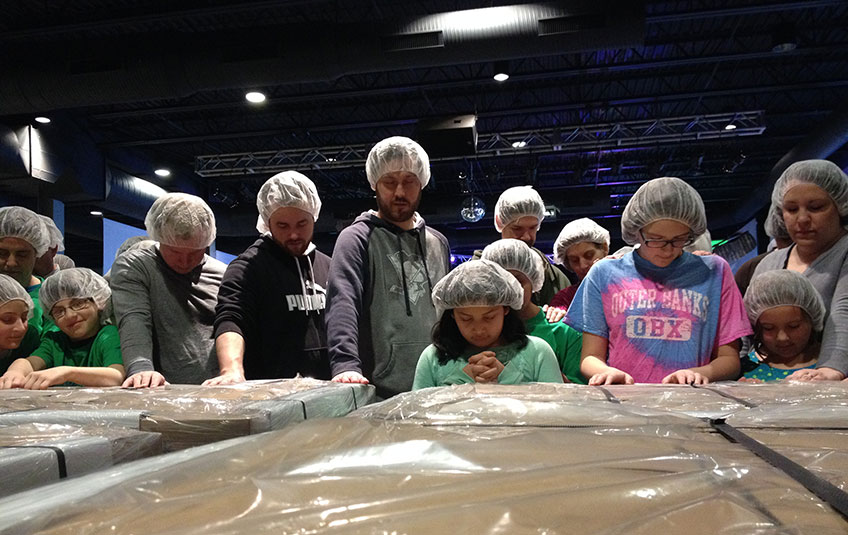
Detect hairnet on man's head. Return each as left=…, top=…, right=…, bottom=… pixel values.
left=621, top=177, right=707, bottom=245
left=366, top=137, right=430, bottom=190
left=53, top=254, right=76, bottom=270
left=494, top=186, right=546, bottom=233
left=764, top=203, right=790, bottom=241
left=0, top=206, right=50, bottom=257
left=771, top=159, right=848, bottom=218
left=38, top=215, right=64, bottom=252
left=553, top=218, right=610, bottom=267
left=481, top=239, right=545, bottom=293
left=744, top=269, right=826, bottom=332
left=40, top=268, right=112, bottom=321
left=0, top=274, right=33, bottom=320
left=145, top=193, right=216, bottom=249
left=256, top=171, right=322, bottom=233
left=431, top=259, right=524, bottom=320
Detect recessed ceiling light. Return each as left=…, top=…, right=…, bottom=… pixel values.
left=724, top=124, right=737, bottom=131
left=512, top=141, right=527, bottom=148
left=245, top=91, right=266, bottom=103
left=154, top=168, right=171, bottom=177
left=493, top=73, right=509, bottom=82
left=90, top=210, right=103, bottom=216
left=34, top=116, right=51, bottom=124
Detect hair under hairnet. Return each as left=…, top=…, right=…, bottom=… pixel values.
left=256, top=171, right=322, bottom=234
left=621, top=177, right=707, bottom=245
left=494, top=186, right=546, bottom=233
left=53, top=254, right=76, bottom=270
left=366, top=136, right=431, bottom=190
left=771, top=159, right=848, bottom=218
left=431, top=259, right=524, bottom=320
left=744, top=269, right=826, bottom=332
left=0, top=274, right=33, bottom=320
left=553, top=218, right=610, bottom=267
left=115, top=236, right=151, bottom=260
left=684, top=231, right=712, bottom=253
left=40, top=267, right=112, bottom=321
left=38, top=215, right=64, bottom=252
left=0, top=206, right=50, bottom=257
left=481, top=239, right=545, bottom=293
left=145, top=193, right=216, bottom=249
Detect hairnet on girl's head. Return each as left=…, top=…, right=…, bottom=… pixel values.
left=481, top=239, right=545, bottom=293
left=40, top=268, right=112, bottom=321
left=114, top=236, right=151, bottom=260
left=53, top=254, right=76, bottom=270
left=553, top=218, right=610, bottom=266
left=0, top=274, right=33, bottom=320
left=620, top=177, right=707, bottom=245
left=256, top=171, right=322, bottom=233
left=493, top=186, right=545, bottom=233
left=144, top=193, right=216, bottom=249
left=744, top=270, right=826, bottom=332
left=38, top=215, right=65, bottom=252
left=0, top=206, right=51, bottom=257
left=764, top=203, right=790, bottom=241
left=365, top=136, right=431, bottom=190
left=684, top=231, right=712, bottom=253
left=771, top=159, right=848, bottom=218
left=431, top=259, right=524, bottom=320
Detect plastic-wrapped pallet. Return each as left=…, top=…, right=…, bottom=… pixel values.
left=0, top=416, right=845, bottom=534
left=599, top=383, right=749, bottom=418
left=0, top=423, right=162, bottom=498
left=0, top=380, right=375, bottom=451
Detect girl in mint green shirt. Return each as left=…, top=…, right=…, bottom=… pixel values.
left=0, top=268, right=124, bottom=389
left=413, top=260, right=563, bottom=390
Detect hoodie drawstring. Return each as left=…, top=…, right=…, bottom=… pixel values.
left=396, top=232, right=412, bottom=316
left=294, top=256, right=310, bottom=317
left=306, top=253, right=320, bottom=315
left=413, top=229, right=434, bottom=296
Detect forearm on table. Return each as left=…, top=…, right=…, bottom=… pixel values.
left=215, top=331, right=245, bottom=374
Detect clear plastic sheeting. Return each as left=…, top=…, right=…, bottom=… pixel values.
left=601, top=384, right=749, bottom=419
left=0, top=380, right=375, bottom=450
left=354, top=383, right=704, bottom=427
left=745, top=429, right=848, bottom=491
left=0, top=423, right=162, bottom=498
left=0, top=417, right=846, bottom=534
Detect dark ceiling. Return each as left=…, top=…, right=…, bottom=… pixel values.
left=2, top=0, right=847, bottom=256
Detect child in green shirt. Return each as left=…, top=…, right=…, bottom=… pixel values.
left=0, top=268, right=124, bottom=389
left=482, top=239, right=586, bottom=383
left=413, top=259, right=562, bottom=389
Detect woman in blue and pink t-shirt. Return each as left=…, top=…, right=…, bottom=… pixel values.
left=565, top=177, right=752, bottom=385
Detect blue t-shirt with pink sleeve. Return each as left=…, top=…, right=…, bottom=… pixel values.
left=565, top=251, right=752, bottom=383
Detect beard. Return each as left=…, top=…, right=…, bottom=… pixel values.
left=376, top=192, right=420, bottom=225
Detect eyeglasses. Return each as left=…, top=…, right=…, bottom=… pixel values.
left=51, top=298, right=94, bottom=320
left=639, top=230, right=694, bottom=249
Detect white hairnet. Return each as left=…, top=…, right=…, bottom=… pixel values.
left=40, top=267, right=112, bottom=321
left=481, top=239, right=544, bottom=293
left=256, top=171, right=322, bottom=233
left=431, top=259, right=524, bottom=320
left=494, top=186, right=546, bottom=233
left=145, top=193, right=216, bottom=249
left=621, top=177, right=707, bottom=245
left=771, top=159, right=848, bottom=218
left=38, top=215, right=64, bottom=252
left=0, top=206, right=50, bottom=257
left=744, top=269, right=826, bottom=332
left=115, top=236, right=151, bottom=260
left=0, top=274, right=33, bottom=320
left=53, top=254, right=76, bottom=270
left=684, top=231, right=712, bottom=253
left=553, top=218, right=610, bottom=266
left=763, top=203, right=790, bottom=241
left=366, top=136, right=430, bottom=190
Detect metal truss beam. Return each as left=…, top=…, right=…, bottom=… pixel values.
left=194, top=111, right=766, bottom=177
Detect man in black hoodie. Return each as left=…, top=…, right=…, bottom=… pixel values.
left=205, top=171, right=331, bottom=384
left=326, top=137, right=450, bottom=398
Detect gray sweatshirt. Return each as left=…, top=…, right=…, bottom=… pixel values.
left=752, top=233, right=848, bottom=375
left=110, top=244, right=226, bottom=383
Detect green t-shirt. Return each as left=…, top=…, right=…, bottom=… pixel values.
left=27, top=277, right=57, bottom=334
left=525, top=308, right=586, bottom=384
left=412, top=335, right=564, bottom=390
left=33, top=324, right=123, bottom=374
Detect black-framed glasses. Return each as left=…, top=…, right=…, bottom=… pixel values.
left=639, top=230, right=694, bottom=249
left=51, top=298, right=94, bottom=320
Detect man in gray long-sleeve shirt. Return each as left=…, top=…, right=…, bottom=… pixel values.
left=110, top=193, right=226, bottom=387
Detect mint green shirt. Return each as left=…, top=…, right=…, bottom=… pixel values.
left=412, top=335, right=564, bottom=389
left=525, top=308, right=586, bottom=384
left=33, top=324, right=123, bottom=376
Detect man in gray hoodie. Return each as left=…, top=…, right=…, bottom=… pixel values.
left=326, top=136, right=450, bottom=398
